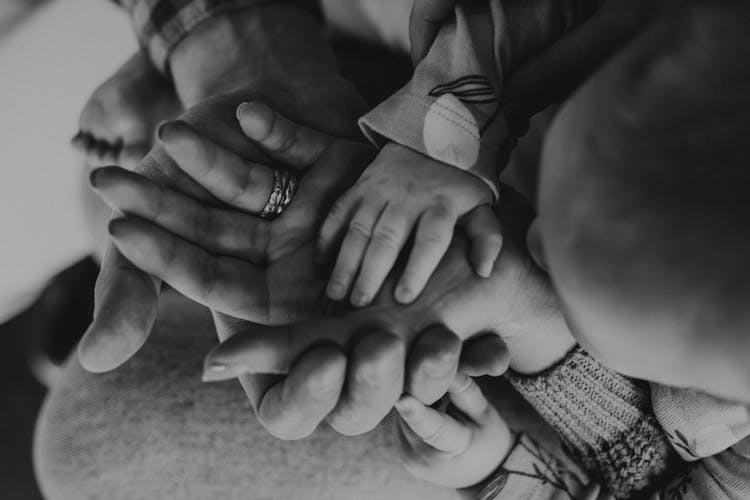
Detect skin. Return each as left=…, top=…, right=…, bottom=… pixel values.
left=73, top=51, right=180, bottom=170
left=90, top=101, right=575, bottom=438
left=539, top=1, right=750, bottom=402
left=395, top=374, right=513, bottom=491
left=318, top=142, right=502, bottom=307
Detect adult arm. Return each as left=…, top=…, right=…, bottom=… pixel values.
left=77, top=2, right=368, bottom=373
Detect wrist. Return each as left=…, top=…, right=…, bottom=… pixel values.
left=169, top=5, right=338, bottom=106
left=506, top=312, right=577, bottom=375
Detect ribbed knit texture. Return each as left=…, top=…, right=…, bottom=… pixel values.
left=507, top=347, right=672, bottom=499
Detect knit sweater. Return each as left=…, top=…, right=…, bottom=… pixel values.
left=507, top=347, right=673, bottom=499
left=476, top=347, right=750, bottom=500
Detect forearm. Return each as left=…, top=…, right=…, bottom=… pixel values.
left=169, top=5, right=334, bottom=104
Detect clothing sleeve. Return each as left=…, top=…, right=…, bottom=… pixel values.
left=116, top=0, right=321, bottom=73
left=358, top=0, right=601, bottom=201
left=505, top=347, right=674, bottom=499
left=648, top=384, right=750, bottom=499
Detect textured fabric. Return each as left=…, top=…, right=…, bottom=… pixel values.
left=650, top=385, right=750, bottom=500
left=359, top=0, right=599, bottom=201
left=652, top=384, right=750, bottom=461
left=117, top=0, right=320, bottom=72
left=507, top=347, right=672, bottom=499
left=33, top=292, right=553, bottom=500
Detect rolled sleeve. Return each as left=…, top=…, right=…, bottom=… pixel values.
left=118, top=0, right=320, bottom=73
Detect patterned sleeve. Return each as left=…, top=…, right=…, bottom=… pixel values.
left=116, top=0, right=321, bottom=73
left=650, top=385, right=750, bottom=500
left=358, top=0, right=602, bottom=202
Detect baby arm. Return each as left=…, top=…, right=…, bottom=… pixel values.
left=322, top=0, right=654, bottom=307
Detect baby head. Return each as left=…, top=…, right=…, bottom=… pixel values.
left=538, top=1, right=750, bottom=402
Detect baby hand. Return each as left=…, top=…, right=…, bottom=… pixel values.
left=318, top=142, right=503, bottom=306
left=395, top=373, right=513, bottom=489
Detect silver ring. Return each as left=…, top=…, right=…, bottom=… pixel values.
left=260, top=169, right=298, bottom=219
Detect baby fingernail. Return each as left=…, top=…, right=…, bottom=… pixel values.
left=201, top=361, right=241, bottom=382
left=394, top=284, right=413, bottom=303
left=327, top=281, right=346, bottom=300
left=395, top=397, right=419, bottom=417
left=350, top=290, right=369, bottom=307
left=236, top=102, right=252, bottom=120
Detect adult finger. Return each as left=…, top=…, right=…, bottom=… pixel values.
left=236, top=101, right=333, bottom=169
left=255, top=346, right=347, bottom=440
left=351, top=203, right=414, bottom=306
left=459, top=334, right=510, bottom=377
left=462, top=205, right=503, bottom=278
left=158, top=120, right=275, bottom=213
left=405, top=325, right=461, bottom=405
left=90, top=166, right=269, bottom=263
left=77, top=240, right=161, bottom=372
left=326, top=198, right=385, bottom=301
left=409, top=0, right=456, bottom=65
left=107, top=216, right=270, bottom=321
left=448, top=373, right=489, bottom=422
left=326, top=330, right=405, bottom=436
left=394, top=204, right=456, bottom=304
left=395, top=395, right=471, bottom=454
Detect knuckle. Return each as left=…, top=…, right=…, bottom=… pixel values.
left=347, top=220, right=373, bottom=240
left=418, top=228, right=450, bottom=245
left=353, top=336, right=405, bottom=387
left=372, top=226, right=402, bottom=248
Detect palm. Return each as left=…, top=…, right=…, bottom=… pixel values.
left=78, top=81, right=369, bottom=372
left=240, top=139, right=374, bottom=324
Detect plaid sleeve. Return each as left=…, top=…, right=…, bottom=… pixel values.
left=118, top=0, right=321, bottom=73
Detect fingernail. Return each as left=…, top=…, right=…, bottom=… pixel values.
left=107, top=218, right=126, bottom=237
left=478, top=263, right=492, bottom=279
left=89, top=168, right=102, bottom=189
left=201, top=361, right=243, bottom=382
left=156, top=121, right=170, bottom=142
left=395, top=396, right=419, bottom=418
left=350, top=290, right=369, bottom=307
left=394, top=284, right=414, bottom=304
left=236, top=102, right=250, bottom=121
left=327, top=281, right=346, bottom=301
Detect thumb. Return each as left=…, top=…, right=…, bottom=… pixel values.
left=236, top=101, right=333, bottom=170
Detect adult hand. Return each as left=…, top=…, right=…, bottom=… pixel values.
left=77, top=3, right=368, bottom=373
left=92, top=102, right=572, bottom=438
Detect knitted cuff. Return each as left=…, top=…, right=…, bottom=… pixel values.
left=507, top=347, right=671, bottom=498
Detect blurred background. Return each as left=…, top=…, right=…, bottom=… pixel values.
left=0, top=0, right=135, bottom=496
